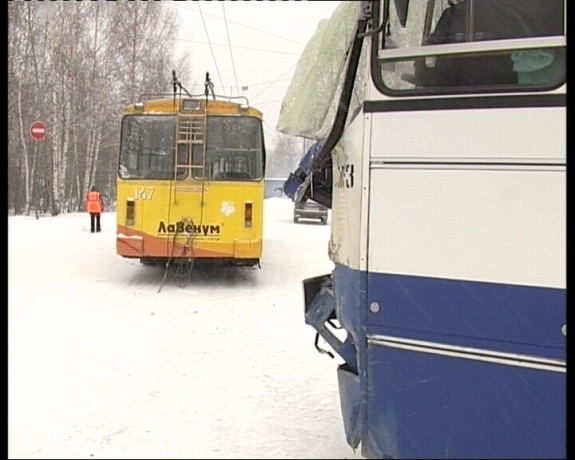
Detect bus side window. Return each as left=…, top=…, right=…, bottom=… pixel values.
left=415, top=0, right=517, bottom=87
left=489, top=0, right=565, bottom=85
left=512, top=48, right=566, bottom=85
left=412, top=0, right=564, bottom=88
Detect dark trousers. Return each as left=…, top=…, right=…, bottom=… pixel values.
left=90, top=213, right=101, bottom=233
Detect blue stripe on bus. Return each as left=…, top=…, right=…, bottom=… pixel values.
left=330, top=263, right=566, bottom=458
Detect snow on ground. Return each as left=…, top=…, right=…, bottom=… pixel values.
left=9, top=198, right=363, bottom=460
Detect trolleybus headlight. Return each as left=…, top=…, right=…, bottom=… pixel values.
left=244, top=202, right=253, bottom=228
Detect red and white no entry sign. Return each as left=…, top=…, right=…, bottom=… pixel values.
left=29, top=121, right=47, bottom=141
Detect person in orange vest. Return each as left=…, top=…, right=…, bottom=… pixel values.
left=85, top=185, right=104, bottom=233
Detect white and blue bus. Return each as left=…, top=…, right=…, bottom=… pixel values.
left=278, top=1, right=565, bottom=458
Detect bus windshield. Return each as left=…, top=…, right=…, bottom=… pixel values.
left=197, top=116, right=264, bottom=181
left=118, top=115, right=178, bottom=180
left=119, top=114, right=264, bottom=181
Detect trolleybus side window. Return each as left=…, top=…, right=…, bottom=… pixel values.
left=373, top=0, right=565, bottom=94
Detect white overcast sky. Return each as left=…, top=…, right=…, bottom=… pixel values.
left=167, top=1, right=340, bottom=147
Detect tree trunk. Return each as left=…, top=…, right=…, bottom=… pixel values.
left=16, top=89, right=31, bottom=215
left=50, top=90, right=60, bottom=216
left=82, top=127, right=95, bottom=200
left=90, top=127, right=103, bottom=188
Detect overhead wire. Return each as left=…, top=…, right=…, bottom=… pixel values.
left=222, top=2, right=240, bottom=96
left=250, top=63, right=298, bottom=102
left=243, top=78, right=292, bottom=87
left=197, top=1, right=226, bottom=97
left=175, top=38, right=300, bottom=56
left=171, top=2, right=304, bottom=103
left=187, top=80, right=291, bottom=95
left=252, top=99, right=285, bottom=106
left=262, top=120, right=279, bottom=138
left=169, top=2, right=307, bottom=46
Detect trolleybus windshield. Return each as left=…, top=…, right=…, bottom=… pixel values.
left=118, top=115, right=180, bottom=180
left=196, top=116, right=264, bottom=181
left=119, top=115, right=264, bottom=182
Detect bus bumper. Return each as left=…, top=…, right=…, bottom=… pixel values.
left=117, top=234, right=144, bottom=257
left=303, top=273, right=361, bottom=448
left=233, top=238, right=262, bottom=259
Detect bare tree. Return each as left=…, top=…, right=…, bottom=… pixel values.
left=8, top=4, right=30, bottom=214
left=266, top=133, right=307, bottom=178
left=8, top=0, right=191, bottom=215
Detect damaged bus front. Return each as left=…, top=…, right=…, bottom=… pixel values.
left=277, top=0, right=566, bottom=458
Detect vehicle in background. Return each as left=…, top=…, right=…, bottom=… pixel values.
left=293, top=200, right=328, bottom=224
left=264, top=178, right=287, bottom=198
left=282, top=140, right=328, bottom=224
left=116, top=73, right=266, bottom=271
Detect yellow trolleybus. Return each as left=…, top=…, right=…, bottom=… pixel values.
left=116, top=77, right=266, bottom=270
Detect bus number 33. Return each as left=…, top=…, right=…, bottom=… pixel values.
left=336, top=164, right=354, bottom=189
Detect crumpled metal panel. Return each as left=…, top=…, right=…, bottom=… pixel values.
left=337, top=364, right=361, bottom=450
left=276, top=1, right=367, bottom=141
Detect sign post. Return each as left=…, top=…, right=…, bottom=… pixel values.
left=29, top=121, right=47, bottom=219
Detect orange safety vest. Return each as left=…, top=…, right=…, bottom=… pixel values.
left=86, top=191, right=103, bottom=213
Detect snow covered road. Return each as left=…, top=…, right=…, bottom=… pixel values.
left=9, top=198, right=362, bottom=459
